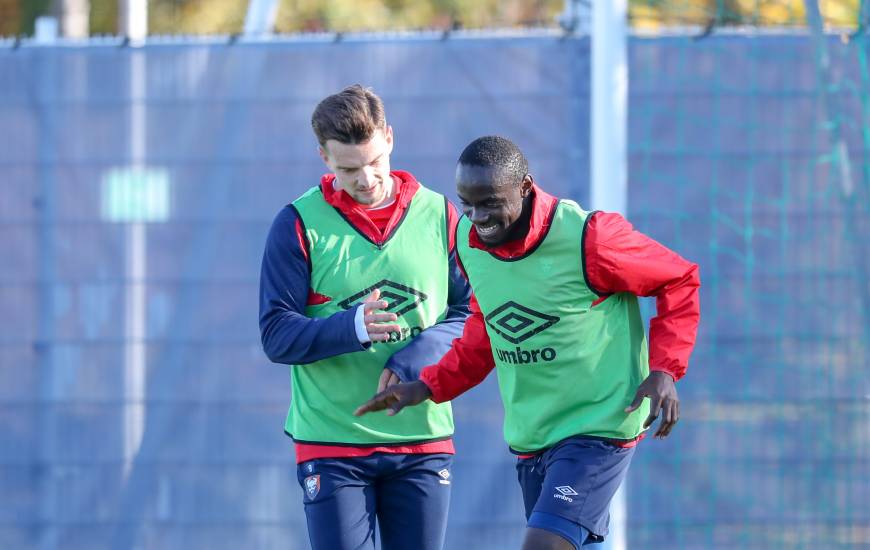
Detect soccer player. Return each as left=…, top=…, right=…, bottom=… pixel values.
left=259, top=85, right=471, bottom=550
left=356, top=136, right=700, bottom=549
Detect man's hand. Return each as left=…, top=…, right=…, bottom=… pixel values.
left=363, top=289, right=401, bottom=342
left=624, top=371, right=679, bottom=439
left=354, top=380, right=432, bottom=417
left=377, top=368, right=401, bottom=393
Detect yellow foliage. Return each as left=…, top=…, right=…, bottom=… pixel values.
left=150, top=0, right=248, bottom=34
left=629, top=0, right=859, bottom=28
left=9, top=0, right=864, bottom=37
left=0, top=0, right=19, bottom=36
left=273, top=0, right=564, bottom=33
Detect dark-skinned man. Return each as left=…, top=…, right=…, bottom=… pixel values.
left=356, top=136, right=700, bottom=549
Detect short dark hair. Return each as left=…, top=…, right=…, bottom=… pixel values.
left=311, top=84, right=387, bottom=146
left=457, top=135, right=529, bottom=187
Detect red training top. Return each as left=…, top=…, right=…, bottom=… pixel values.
left=420, top=184, right=701, bottom=451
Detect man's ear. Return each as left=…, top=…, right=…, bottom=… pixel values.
left=520, top=174, right=534, bottom=197
left=384, top=125, right=394, bottom=154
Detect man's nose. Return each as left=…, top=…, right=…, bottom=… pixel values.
left=360, top=166, right=378, bottom=186
left=469, top=208, right=488, bottom=224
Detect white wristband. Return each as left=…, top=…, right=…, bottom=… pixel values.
left=354, top=304, right=371, bottom=344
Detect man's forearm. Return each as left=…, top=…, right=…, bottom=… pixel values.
left=261, top=306, right=365, bottom=365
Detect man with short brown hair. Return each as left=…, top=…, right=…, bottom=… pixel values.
left=259, top=84, right=470, bottom=550
left=311, top=84, right=386, bottom=150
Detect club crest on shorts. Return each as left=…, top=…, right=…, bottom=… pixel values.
left=304, top=475, right=320, bottom=499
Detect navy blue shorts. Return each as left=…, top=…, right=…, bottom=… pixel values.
left=297, top=452, right=452, bottom=550
left=516, top=436, right=636, bottom=549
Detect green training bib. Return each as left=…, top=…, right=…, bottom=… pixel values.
left=287, top=185, right=454, bottom=445
left=456, top=200, right=649, bottom=452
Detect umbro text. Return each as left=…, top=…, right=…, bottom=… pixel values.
left=387, top=326, right=424, bottom=343
left=495, top=346, right=557, bottom=364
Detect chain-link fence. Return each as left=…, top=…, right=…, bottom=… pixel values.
left=1, top=18, right=868, bottom=550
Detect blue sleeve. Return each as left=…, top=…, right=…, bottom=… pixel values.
left=259, top=206, right=367, bottom=365
left=384, top=246, right=472, bottom=382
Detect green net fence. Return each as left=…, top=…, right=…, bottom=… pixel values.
left=626, top=4, right=870, bottom=547
left=0, top=2, right=868, bottom=549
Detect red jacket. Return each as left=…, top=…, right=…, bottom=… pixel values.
left=420, top=185, right=701, bottom=443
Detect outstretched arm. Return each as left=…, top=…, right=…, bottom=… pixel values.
left=356, top=295, right=496, bottom=415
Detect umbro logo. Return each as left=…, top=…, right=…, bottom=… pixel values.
left=438, top=468, right=451, bottom=485
left=338, top=279, right=428, bottom=317
left=553, top=485, right=578, bottom=502
left=485, top=301, right=560, bottom=344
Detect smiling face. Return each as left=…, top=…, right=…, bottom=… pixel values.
left=456, top=163, right=533, bottom=246
left=320, top=126, right=395, bottom=207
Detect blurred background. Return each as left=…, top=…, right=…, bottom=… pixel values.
left=1, top=0, right=868, bottom=548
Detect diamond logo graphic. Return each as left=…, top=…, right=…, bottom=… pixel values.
left=338, top=279, right=428, bottom=317
left=437, top=468, right=451, bottom=485
left=484, top=301, right=560, bottom=344
left=555, top=486, right=578, bottom=496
